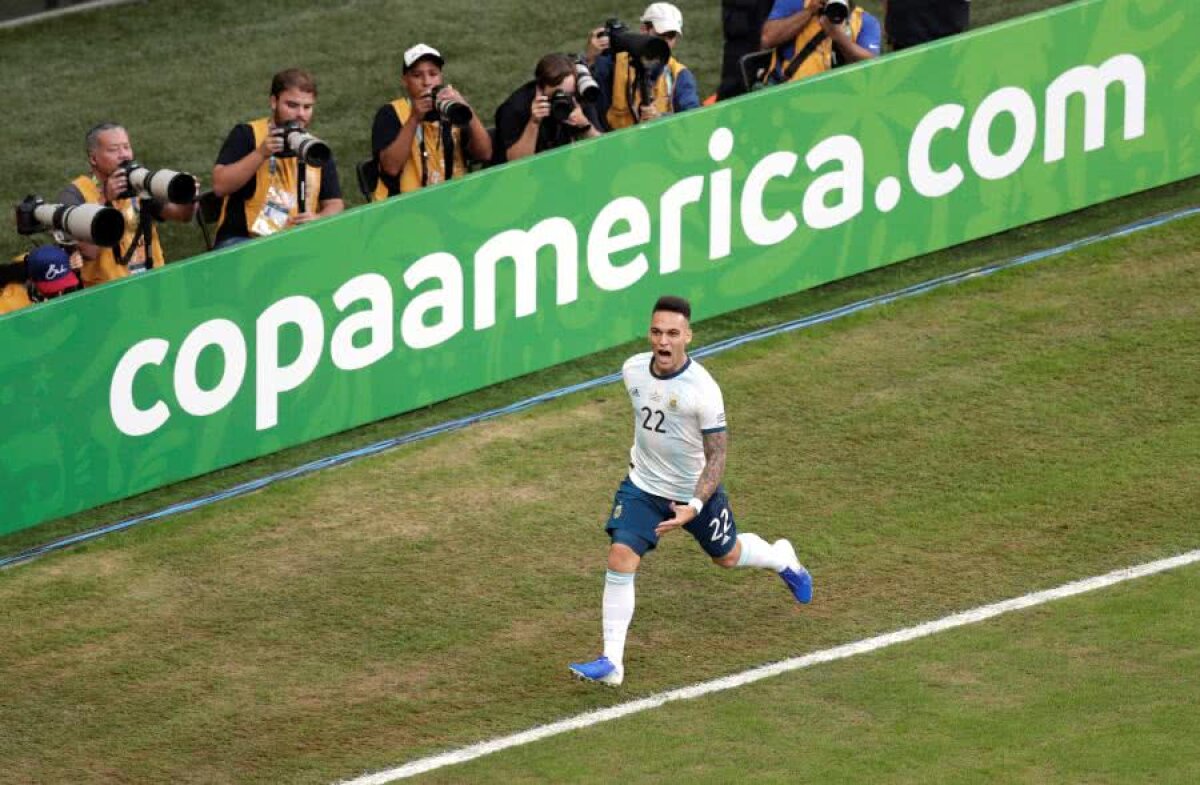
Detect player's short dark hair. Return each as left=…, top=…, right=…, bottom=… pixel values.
left=653, top=295, right=691, bottom=320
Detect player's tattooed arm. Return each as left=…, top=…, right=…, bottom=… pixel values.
left=694, top=430, right=728, bottom=502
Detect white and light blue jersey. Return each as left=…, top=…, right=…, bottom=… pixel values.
left=623, top=352, right=726, bottom=501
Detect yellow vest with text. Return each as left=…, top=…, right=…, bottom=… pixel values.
left=607, top=53, right=689, bottom=130
left=373, top=99, right=467, bottom=200
left=71, top=175, right=165, bottom=287
left=217, top=118, right=323, bottom=237
left=769, top=6, right=864, bottom=82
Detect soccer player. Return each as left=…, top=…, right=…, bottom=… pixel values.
left=569, top=295, right=813, bottom=686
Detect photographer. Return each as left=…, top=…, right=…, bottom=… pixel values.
left=717, top=0, right=776, bottom=99
left=760, top=0, right=881, bottom=84
left=883, top=0, right=970, bottom=51
left=211, top=68, right=344, bottom=249
left=495, top=53, right=603, bottom=163
left=0, top=245, right=82, bottom=315
left=56, top=123, right=196, bottom=287
left=588, top=3, right=700, bottom=130
left=371, top=44, right=493, bottom=198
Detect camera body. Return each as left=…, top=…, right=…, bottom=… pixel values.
left=116, top=160, right=197, bottom=204
left=820, top=0, right=851, bottom=25
left=428, top=84, right=474, bottom=126
left=548, top=90, right=576, bottom=122
left=603, top=17, right=629, bottom=41
left=277, top=121, right=332, bottom=167
left=15, top=195, right=125, bottom=246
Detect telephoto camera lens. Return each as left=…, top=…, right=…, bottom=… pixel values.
left=822, top=0, right=850, bottom=24
left=549, top=90, right=576, bottom=122
left=120, top=162, right=197, bottom=204
left=574, top=62, right=601, bottom=104
left=281, top=122, right=332, bottom=167
left=430, top=85, right=473, bottom=126
left=607, top=28, right=670, bottom=70
left=16, top=196, right=124, bottom=246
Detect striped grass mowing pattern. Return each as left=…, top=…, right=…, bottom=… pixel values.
left=1, top=215, right=1197, bottom=783
left=345, top=550, right=1200, bottom=783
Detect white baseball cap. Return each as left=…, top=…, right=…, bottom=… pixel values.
left=403, top=43, right=444, bottom=72
left=641, top=2, right=683, bottom=35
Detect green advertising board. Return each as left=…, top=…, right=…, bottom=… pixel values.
left=2, top=0, right=1198, bottom=535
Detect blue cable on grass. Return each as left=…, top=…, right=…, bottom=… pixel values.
left=3, top=205, right=1197, bottom=569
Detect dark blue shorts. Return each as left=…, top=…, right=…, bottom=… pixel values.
left=605, top=476, right=738, bottom=558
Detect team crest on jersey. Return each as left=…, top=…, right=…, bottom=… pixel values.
left=612, top=503, right=623, bottom=520
left=668, top=395, right=678, bottom=410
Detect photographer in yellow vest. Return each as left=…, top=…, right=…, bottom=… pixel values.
left=55, top=123, right=196, bottom=287
left=760, top=0, right=881, bottom=84
left=588, top=3, right=701, bottom=130
left=211, top=68, right=344, bottom=249
left=371, top=44, right=493, bottom=199
left=0, top=245, right=84, bottom=314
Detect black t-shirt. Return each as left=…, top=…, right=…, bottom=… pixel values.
left=885, top=0, right=970, bottom=51
left=371, top=104, right=406, bottom=195
left=494, top=81, right=602, bottom=160
left=214, top=123, right=342, bottom=243
left=718, top=0, right=776, bottom=99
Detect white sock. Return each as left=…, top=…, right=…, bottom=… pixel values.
left=602, top=570, right=635, bottom=670
left=735, top=532, right=788, bottom=571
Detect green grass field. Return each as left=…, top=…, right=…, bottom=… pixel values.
left=3, top=210, right=1197, bottom=782
left=2, top=1, right=1199, bottom=783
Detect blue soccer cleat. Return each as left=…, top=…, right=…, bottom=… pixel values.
left=568, top=655, right=623, bottom=686
left=776, top=539, right=813, bottom=604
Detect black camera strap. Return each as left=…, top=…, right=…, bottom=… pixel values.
left=777, top=30, right=828, bottom=83
left=117, top=199, right=153, bottom=267
left=442, top=122, right=456, bottom=183
left=298, top=161, right=308, bottom=215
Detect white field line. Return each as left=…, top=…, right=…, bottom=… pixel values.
left=338, top=548, right=1200, bottom=784
left=0, top=0, right=139, bottom=30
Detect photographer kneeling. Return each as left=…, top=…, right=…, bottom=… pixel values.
left=211, top=68, right=344, bottom=249
left=495, top=53, right=603, bottom=163
left=760, top=0, right=880, bottom=84
left=57, top=123, right=196, bottom=287
left=588, top=3, right=701, bottom=130
left=372, top=44, right=493, bottom=198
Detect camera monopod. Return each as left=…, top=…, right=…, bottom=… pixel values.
left=297, top=161, right=308, bottom=216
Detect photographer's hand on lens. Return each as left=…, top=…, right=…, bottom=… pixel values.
left=287, top=210, right=318, bottom=226
left=436, top=84, right=468, bottom=107
left=567, top=103, right=588, bottom=127
left=639, top=103, right=661, bottom=122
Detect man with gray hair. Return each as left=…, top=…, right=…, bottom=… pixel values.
left=56, top=123, right=196, bottom=287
